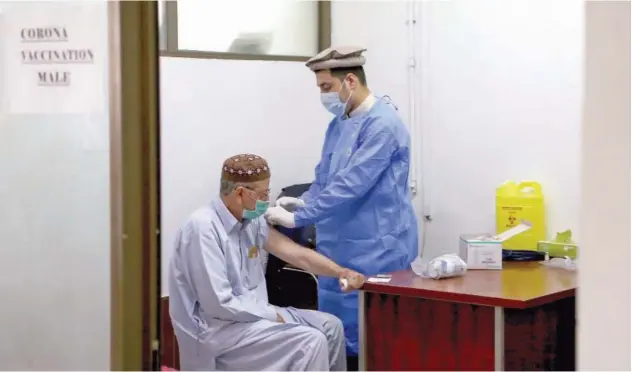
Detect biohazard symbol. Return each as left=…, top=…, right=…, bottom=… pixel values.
left=508, top=215, right=517, bottom=226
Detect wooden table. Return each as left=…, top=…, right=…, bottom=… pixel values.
left=358, top=262, right=576, bottom=371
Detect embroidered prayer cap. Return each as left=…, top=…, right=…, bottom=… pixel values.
left=305, top=46, right=367, bottom=71
left=221, top=154, right=270, bottom=183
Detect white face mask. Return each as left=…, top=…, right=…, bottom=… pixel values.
left=320, top=78, right=353, bottom=116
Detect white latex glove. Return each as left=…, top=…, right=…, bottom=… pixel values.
left=264, top=206, right=296, bottom=228
left=275, top=196, right=306, bottom=210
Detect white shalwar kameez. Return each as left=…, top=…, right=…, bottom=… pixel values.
left=168, top=198, right=346, bottom=371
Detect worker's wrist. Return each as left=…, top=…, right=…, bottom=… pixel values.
left=293, top=210, right=310, bottom=227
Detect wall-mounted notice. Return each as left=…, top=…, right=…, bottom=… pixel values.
left=3, top=2, right=107, bottom=114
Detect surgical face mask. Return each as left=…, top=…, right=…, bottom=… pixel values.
left=320, top=76, right=353, bottom=116
left=320, top=92, right=343, bottom=115
left=242, top=199, right=270, bottom=220
left=241, top=188, right=270, bottom=220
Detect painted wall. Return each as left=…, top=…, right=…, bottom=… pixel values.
left=419, top=0, right=583, bottom=257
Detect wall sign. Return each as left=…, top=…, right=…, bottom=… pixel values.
left=2, top=2, right=107, bottom=114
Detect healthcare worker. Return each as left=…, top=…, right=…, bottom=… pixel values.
left=169, top=154, right=366, bottom=371
left=265, top=47, right=419, bottom=368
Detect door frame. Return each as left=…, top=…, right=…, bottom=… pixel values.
left=108, top=1, right=161, bottom=370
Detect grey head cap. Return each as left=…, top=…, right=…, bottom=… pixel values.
left=305, top=46, right=367, bottom=71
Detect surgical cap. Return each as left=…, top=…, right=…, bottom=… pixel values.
left=305, top=46, right=367, bottom=71
left=221, top=154, right=270, bottom=183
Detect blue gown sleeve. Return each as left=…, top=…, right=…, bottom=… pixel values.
left=293, top=118, right=398, bottom=227
left=300, top=119, right=336, bottom=204
left=299, top=162, right=323, bottom=204
left=186, top=220, right=278, bottom=323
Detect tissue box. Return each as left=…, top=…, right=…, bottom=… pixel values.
left=459, top=234, right=503, bottom=270
left=459, top=222, right=533, bottom=270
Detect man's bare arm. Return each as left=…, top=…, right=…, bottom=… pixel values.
left=264, top=228, right=344, bottom=278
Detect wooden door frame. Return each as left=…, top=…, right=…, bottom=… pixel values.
left=109, top=1, right=161, bottom=370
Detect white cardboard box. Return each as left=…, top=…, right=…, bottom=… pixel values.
left=459, top=222, right=532, bottom=270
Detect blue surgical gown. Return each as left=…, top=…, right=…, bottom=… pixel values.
left=294, top=98, right=419, bottom=356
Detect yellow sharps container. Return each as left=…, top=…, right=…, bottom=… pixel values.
left=496, top=181, right=546, bottom=251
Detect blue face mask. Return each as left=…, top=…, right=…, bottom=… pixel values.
left=320, top=77, right=353, bottom=116
left=242, top=199, right=270, bottom=220
left=320, top=92, right=344, bottom=115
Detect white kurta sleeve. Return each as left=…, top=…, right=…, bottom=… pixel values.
left=186, top=221, right=278, bottom=323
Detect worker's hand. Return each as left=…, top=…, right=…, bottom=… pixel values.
left=339, top=269, right=366, bottom=292
left=276, top=312, right=285, bottom=323
left=275, top=196, right=306, bottom=211
left=264, top=206, right=296, bottom=228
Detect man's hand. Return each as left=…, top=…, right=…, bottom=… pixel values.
left=264, top=206, right=296, bottom=228
left=338, top=268, right=366, bottom=292
left=276, top=312, right=285, bottom=323
left=275, top=197, right=306, bottom=212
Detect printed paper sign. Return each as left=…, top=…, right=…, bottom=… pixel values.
left=2, top=2, right=107, bottom=114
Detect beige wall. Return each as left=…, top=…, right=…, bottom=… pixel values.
left=579, top=1, right=631, bottom=370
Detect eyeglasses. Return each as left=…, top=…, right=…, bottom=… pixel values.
left=243, top=186, right=270, bottom=199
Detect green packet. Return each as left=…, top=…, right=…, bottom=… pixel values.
left=536, top=230, right=578, bottom=259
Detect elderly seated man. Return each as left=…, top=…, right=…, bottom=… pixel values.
left=168, top=154, right=366, bottom=371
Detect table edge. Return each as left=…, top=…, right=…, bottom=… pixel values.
left=361, top=283, right=577, bottom=309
